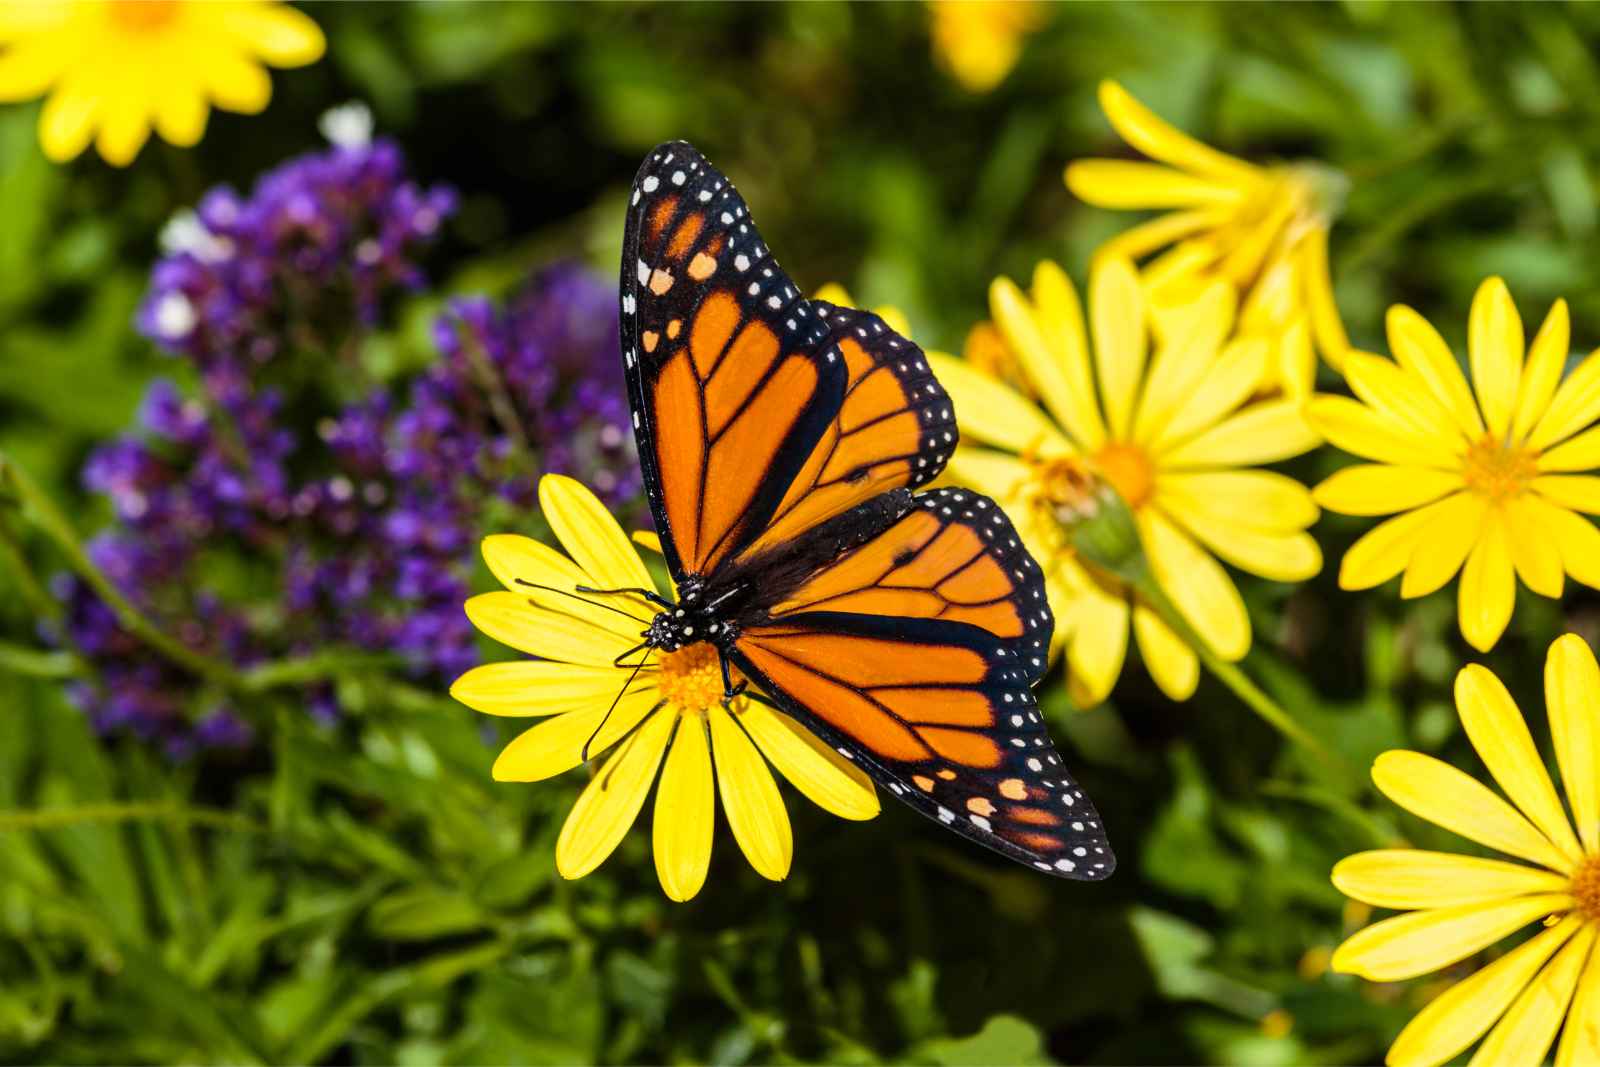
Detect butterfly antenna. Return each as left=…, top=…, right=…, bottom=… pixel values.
left=574, top=583, right=673, bottom=609
left=584, top=649, right=653, bottom=763
left=514, top=579, right=650, bottom=622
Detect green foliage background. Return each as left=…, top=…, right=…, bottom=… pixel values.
left=4, top=2, right=1600, bottom=1063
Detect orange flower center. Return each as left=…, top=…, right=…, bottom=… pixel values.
left=1093, top=442, right=1155, bottom=509
left=1569, top=854, right=1600, bottom=921
left=109, top=0, right=183, bottom=32
left=1463, top=435, right=1538, bottom=500
left=656, top=641, right=725, bottom=714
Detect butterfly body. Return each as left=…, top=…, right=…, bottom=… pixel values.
left=619, top=140, right=1115, bottom=880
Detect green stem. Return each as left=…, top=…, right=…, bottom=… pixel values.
left=1132, top=570, right=1344, bottom=771
left=0, top=640, right=82, bottom=679
left=0, top=452, right=240, bottom=687
left=238, top=649, right=402, bottom=692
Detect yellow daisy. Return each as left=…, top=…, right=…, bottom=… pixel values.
left=931, top=255, right=1321, bottom=707
left=1310, top=277, right=1600, bottom=653
left=1331, top=634, right=1600, bottom=1067
left=0, top=0, right=324, bottom=166
left=451, top=475, right=878, bottom=903
left=926, top=0, right=1046, bottom=94
left=1066, top=80, right=1351, bottom=395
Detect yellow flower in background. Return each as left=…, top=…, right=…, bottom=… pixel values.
left=452, top=475, right=878, bottom=903
left=1332, top=635, right=1600, bottom=1067
left=1066, top=80, right=1351, bottom=397
left=926, top=0, right=1046, bottom=94
left=1311, top=278, right=1600, bottom=653
left=0, top=0, right=324, bottom=166
left=812, top=282, right=913, bottom=340
left=932, top=255, right=1321, bottom=706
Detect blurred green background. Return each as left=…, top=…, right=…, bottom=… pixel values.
left=5, top=2, right=1600, bottom=1063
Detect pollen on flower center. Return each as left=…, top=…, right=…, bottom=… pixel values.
left=1027, top=453, right=1099, bottom=522
left=656, top=641, right=726, bottom=715
left=1462, top=436, right=1538, bottom=499
left=1093, top=442, right=1155, bottom=509
left=109, top=0, right=184, bottom=31
left=1571, top=854, right=1600, bottom=921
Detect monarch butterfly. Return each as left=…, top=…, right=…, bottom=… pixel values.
left=610, top=141, right=1113, bottom=880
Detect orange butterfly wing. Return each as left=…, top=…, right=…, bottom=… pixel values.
left=620, top=143, right=954, bottom=578
left=731, top=489, right=1113, bottom=880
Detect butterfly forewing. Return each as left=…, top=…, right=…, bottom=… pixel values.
left=620, top=143, right=954, bottom=579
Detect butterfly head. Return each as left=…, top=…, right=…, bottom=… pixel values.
left=642, top=579, right=739, bottom=654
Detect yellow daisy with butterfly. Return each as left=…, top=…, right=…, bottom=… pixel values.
left=451, top=475, right=877, bottom=902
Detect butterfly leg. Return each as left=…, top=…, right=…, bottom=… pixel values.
left=574, top=584, right=673, bottom=609
left=719, top=651, right=748, bottom=706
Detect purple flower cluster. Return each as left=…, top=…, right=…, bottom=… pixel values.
left=53, top=135, right=637, bottom=755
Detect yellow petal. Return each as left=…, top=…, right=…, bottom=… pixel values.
left=1469, top=277, right=1526, bottom=442
left=94, top=88, right=152, bottom=167
left=1315, top=464, right=1465, bottom=516
left=1135, top=280, right=1237, bottom=445
left=464, top=591, right=632, bottom=665
left=1096, top=207, right=1226, bottom=265
left=1540, top=425, right=1600, bottom=473
left=0, top=39, right=67, bottom=101
left=1555, top=928, right=1600, bottom=1067
left=451, top=661, right=631, bottom=717
left=152, top=79, right=207, bottom=147
left=1504, top=496, right=1565, bottom=597
left=709, top=704, right=792, bottom=881
left=1386, top=915, right=1583, bottom=1067
left=1333, top=850, right=1570, bottom=910
left=1093, top=79, right=1261, bottom=185
left=1455, top=664, right=1583, bottom=862
left=37, top=70, right=100, bottom=162
left=944, top=446, right=1034, bottom=503
left=1459, top=511, right=1516, bottom=652
left=1371, top=750, right=1575, bottom=873
left=1512, top=300, right=1571, bottom=444
left=1132, top=601, right=1198, bottom=700
left=539, top=474, right=658, bottom=597
left=1063, top=580, right=1130, bottom=707
left=1300, top=226, right=1351, bottom=370
left=1166, top=508, right=1322, bottom=582
left=740, top=703, right=878, bottom=820
left=1398, top=492, right=1488, bottom=599
left=1306, top=394, right=1460, bottom=469
left=1542, top=499, right=1600, bottom=591
left=555, top=705, right=675, bottom=879
left=928, top=352, right=1072, bottom=456
left=1341, top=349, right=1466, bottom=451
left=1065, top=159, right=1243, bottom=209
left=201, top=49, right=272, bottom=114
left=1156, top=470, right=1319, bottom=533
left=653, top=714, right=715, bottom=902
left=1147, top=337, right=1267, bottom=454
left=1469, top=923, right=1594, bottom=1067
left=994, top=262, right=1106, bottom=449
left=213, top=1, right=327, bottom=66
left=482, top=533, right=653, bottom=638
left=1140, top=509, right=1249, bottom=661
left=1533, top=476, right=1600, bottom=514
left=491, top=689, right=662, bottom=781
left=1090, top=256, right=1148, bottom=440
left=1547, top=634, right=1600, bottom=855
left=1387, top=304, right=1486, bottom=440
left=1530, top=348, right=1600, bottom=453
left=633, top=529, right=664, bottom=555
left=1161, top=399, right=1320, bottom=469
left=1330, top=894, right=1571, bottom=982
left=1338, top=502, right=1446, bottom=590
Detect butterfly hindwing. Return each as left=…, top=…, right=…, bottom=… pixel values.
left=731, top=488, right=1113, bottom=880
left=620, top=142, right=955, bottom=580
